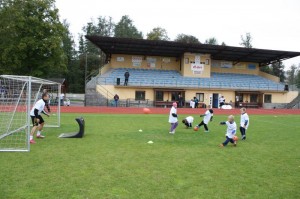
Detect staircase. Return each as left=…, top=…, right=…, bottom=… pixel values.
left=85, top=75, right=115, bottom=106
left=286, top=93, right=300, bottom=109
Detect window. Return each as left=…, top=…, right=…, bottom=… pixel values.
left=250, top=94, right=258, bottom=103
left=264, top=94, right=272, bottom=103
left=196, top=93, right=204, bottom=102
left=171, top=92, right=179, bottom=101
left=135, top=91, right=145, bottom=100
left=156, top=91, right=163, bottom=101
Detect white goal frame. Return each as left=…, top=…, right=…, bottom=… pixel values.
left=0, top=75, right=61, bottom=152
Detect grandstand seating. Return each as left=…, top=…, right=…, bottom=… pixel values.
left=98, top=68, right=285, bottom=91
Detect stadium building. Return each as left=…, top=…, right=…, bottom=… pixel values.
left=85, top=36, right=300, bottom=109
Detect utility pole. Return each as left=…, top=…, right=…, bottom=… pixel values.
left=84, top=53, right=87, bottom=106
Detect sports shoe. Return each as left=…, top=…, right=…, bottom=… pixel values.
left=241, top=135, right=246, bottom=140
left=169, top=132, right=174, bottom=134
left=219, top=144, right=224, bottom=147
left=233, top=141, right=237, bottom=147
left=30, top=139, right=36, bottom=144
left=36, top=134, right=45, bottom=139
left=205, top=130, right=209, bottom=133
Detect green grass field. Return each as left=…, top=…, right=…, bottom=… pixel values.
left=1, top=113, right=299, bottom=199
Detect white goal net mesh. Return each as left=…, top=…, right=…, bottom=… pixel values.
left=0, top=75, right=61, bottom=152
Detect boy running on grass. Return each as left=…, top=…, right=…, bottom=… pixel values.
left=240, top=107, right=249, bottom=140
left=219, top=115, right=237, bottom=147
left=195, top=105, right=213, bottom=132
left=29, top=93, right=50, bottom=144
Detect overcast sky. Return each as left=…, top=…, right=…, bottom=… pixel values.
left=55, top=0, right=300, bottom=69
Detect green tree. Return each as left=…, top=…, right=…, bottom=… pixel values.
left=114, top=15, right=143, bottom=39
left=295, top=64, right=300, bottom=88
left=61, top=20, right=84, bottom=93
left=205, top=37, right=218, bottom=45
left=260, top=65, right=272, bottom=74
left=78, top=16, right=115, bottom=88
left=174, top=34, right=200, bottom=44
left=286, top=64, right=298, bottom=85
left=271, top=61, right=285, bottom=82
left=0, top=0, right=67, bottom=77
left=240, top=32, right=253, bottom=48
left=146, top=27, right=169, bottom=41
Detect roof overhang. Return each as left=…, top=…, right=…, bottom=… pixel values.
left=85, top=36, right=300, bottom=66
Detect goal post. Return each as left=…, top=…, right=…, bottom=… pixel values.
left=0, top=75, right=61, bottom=152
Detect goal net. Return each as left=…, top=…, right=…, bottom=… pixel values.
left=0, top=75, right=61, bottom=152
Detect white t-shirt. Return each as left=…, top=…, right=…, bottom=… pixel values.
left=240, top=113, right=250, bottom=129
left=186, top=116, right=194, bottom=124
left=30, top=99, right=46, bottom=116
left=203, top=110, right=213, bottom=124
left=168, top=106, right=178, bottom=123
left=219, top=97, right=225, bottom=103
left=225, top=121, right=237, bottom=138
left=190, top=100, right=195, bottom=108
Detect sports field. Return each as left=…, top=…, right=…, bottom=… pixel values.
left=0, top=108, right=299, bottom=199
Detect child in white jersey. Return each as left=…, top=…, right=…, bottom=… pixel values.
left=195, top=105, right=213, bottom=132
left=219, top=115, right=237, bottom=147
left=240, top=107, right=249, bottom=140
left=182, top=116, right=194, bottom=128
left=168, top=102, right=178, bottom=134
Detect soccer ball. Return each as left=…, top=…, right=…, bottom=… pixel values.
left=193, top=126, right=199, bottom=131
left=233, top=136, right=238, bottom=141
left=143, top=108, right=150, bottom=114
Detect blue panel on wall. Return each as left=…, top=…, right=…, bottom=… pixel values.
left=248, top=64, right=256, bottom=70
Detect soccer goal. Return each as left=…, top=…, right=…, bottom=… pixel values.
left=0, top=75, right=61, bottom=152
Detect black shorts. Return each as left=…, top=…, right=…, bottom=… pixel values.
left=31, top=115, right=44, bottom=126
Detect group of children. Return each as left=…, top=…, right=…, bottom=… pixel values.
left=168, top=102, right=250, bottom=147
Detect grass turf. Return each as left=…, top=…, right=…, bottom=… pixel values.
left=0, top=113, right=299, bottom=199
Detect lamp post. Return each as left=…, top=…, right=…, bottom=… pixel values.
left=84, top=53, right=87, bottom=106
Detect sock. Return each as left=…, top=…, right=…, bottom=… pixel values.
left=30, top=135, right=33, bottom=140
left=37, top=131, right=41, bottom=136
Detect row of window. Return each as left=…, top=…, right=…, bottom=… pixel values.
left=135, top=91, right=272, bottom=103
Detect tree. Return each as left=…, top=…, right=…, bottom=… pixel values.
left=114, top=15, right=143, bottom=39
left=146, top=27, right=170, bottom=41
left=221, top=42, right=226, bottom=46
left=205, top=37, right=218, bottom=45
left=295, top=64, right=300, bottom=89
left=61, top=20, right=84, bottom=93
left=271, top=61, right=285, bottom=82
left=260, top=65, right=272, bottom=74
left=240, top=32, right=253, bottom=48
left=0, top=0, right=67, bottom=77
left=79, top=16, right=115, bottom=73
left=174, top=34, right=200, bottom=44
left=286, top=64, right=298, bottom=85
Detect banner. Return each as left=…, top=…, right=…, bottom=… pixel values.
left=191, top=63, right=204, bottom=73
left=147, top=57, right=156, bottom=68
left=117, top=57, right=124, bottom=62
left=132, top=56, right=143, bottom=67
left=162, top=57, right=170, bottom=63
left=132, top=56, right=143, bottom=63
left=221, top=61, right=232, bottom=68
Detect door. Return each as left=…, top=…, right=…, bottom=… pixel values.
left=212, top=93, right=219, bottom=108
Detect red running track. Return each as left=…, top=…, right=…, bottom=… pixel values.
left=61, top=106, right=300, bottom=115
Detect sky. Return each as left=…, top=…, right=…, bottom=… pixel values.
left=55, top=0, right=300, bottom=69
